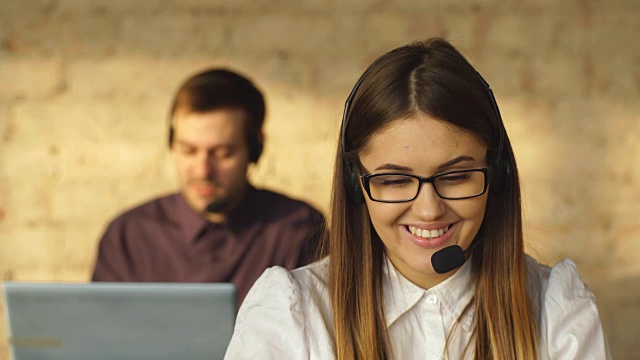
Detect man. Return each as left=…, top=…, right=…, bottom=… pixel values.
left=92, top=68, right=325, bottom=305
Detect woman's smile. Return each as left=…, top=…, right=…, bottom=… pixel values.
left=402, top=221, right=459, bottom=249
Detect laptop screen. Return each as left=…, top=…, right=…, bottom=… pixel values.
left=3, top=282, right=236, bottom=360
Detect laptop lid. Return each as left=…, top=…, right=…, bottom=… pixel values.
left=3, top=282, right=236, bottom=360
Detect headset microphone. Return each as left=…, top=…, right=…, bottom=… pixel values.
left=431, top=238, right=484, bottom=274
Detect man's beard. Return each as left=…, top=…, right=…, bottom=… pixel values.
left=203, top=183, right=249, bottom=214
left=187, top=179, right=248, bottom=215
left=205, top=198, right=228, bottom=213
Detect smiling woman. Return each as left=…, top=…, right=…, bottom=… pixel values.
left=358, top=114, right=490, bottom=290
left=224, top=38, right=611, bottom=360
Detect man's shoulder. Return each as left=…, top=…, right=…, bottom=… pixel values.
left=252, top=188, right=323, bottom=218
left=97, top=194, right=183, bottom=247
left=109, top=193, right=181, bottom=225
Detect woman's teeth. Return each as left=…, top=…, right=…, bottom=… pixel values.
left=408, top=225, right=450, bottom=239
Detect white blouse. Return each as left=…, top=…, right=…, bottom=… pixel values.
left=224, top=256, right=611, bottom=359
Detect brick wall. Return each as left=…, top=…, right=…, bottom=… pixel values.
left=1, top=0, right=639, bottom=358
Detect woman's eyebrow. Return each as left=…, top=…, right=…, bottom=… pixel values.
left=372, top=156, right=477, bottom=172
left=373, top=163, right=413, bottom=171
left=436, top=156, right=476, bottom=171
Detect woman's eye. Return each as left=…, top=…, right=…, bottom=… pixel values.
left=439, top=174, right=471, bottom=183
left=374, top=176, right=413, bottom=187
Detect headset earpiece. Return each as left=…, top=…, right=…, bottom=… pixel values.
left=168, top=126, right=175, bottom=148
left=343, top=160, right=364, bottom=204
left=501, top=150, right=512, bottom=180
left=487, top=148, right=510, bottom=188
left=249, top=140, right=263, bottom=163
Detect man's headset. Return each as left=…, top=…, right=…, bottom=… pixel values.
left=339, top=65, right=512, bottom=204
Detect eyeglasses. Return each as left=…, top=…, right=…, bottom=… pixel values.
left=360, top=168, right=490, bottom=203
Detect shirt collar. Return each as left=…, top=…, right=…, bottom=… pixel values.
left=224, top=185, right=258, bottom=232
left=174, top=185, right=259, bottom=243
left=383, top=255, right=476, bottom=331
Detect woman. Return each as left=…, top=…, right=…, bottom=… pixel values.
left=224, top=38, right=610, bottom=359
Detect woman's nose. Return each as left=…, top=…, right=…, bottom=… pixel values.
left=411, top=182, right=446, bottom=220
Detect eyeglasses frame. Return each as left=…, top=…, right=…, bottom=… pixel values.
left=360, top=167, right=491, bottom=203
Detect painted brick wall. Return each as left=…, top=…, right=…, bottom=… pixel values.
left=1, top=0, right=639, bottom=358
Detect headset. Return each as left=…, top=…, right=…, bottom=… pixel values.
left=340, top=63, right=512, bottom=204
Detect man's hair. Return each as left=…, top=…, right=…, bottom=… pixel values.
left=168, top=68, right=266, bottom=162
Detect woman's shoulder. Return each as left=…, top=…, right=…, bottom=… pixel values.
left=240, top=257, right=330, bottom=312
left=290, top=256, right=330, bottom=288
left=525, top=255, right=594, bottom=300
left=525, top=255, right=611, bottom=359
left=225, top=258, right=333, bottom=359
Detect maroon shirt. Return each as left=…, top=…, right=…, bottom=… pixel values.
left=92, top=186, right=325, bottom=305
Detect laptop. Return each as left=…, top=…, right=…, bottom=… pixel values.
left=2, top=282, right=237, bottom=360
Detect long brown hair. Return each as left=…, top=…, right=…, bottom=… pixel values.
left=325, top=38, right=539, bottom=359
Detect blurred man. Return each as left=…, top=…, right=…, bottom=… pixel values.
left=92, top=68, right=324, bottom=305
